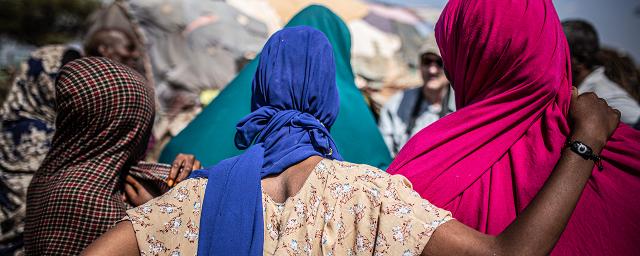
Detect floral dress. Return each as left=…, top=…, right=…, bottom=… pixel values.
left=125, top=159, right=453, bottom=255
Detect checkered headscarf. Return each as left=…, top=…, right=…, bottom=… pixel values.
left=43, top=57, right=154, bottom=172
left=25, top=57, right=154, bottom=255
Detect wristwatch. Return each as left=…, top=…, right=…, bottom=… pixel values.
left=565, top=139, right=604, bottom=171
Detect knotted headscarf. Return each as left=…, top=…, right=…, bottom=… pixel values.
left=191, top=26, right=342, bottom=255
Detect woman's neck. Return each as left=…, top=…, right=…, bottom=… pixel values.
left=261, top=155, right=324, bottom=203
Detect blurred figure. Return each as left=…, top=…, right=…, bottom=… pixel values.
left=84, top=27, right=172, bottom=159
left=84, top=28, right=141, bottom=71
left=598, top=48, right=640, bottom=104
left=0, top=45, right=81, bottom=256
left=378, top=37, right=454, bottom=156
left=562, top=20, right=640, bottom=126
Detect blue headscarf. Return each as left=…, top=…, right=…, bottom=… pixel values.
left=189, top=26, right=343, bottom=255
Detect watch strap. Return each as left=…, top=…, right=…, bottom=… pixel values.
left=565, top=139, right=604, bottom=171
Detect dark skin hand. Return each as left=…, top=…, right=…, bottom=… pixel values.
left=167, top=153, right=202, bottom=187
left=122, top=153, right=202, bottom=207
left=84, top=89, right=620, bottom=256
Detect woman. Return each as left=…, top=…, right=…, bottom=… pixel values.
left=0, top=45, right=80, bottom=255
left=24, top=57, right=199, bottom=255
left=84, top=26, right=620, bottom=256
left=159, top=5, right=392, bottom=169
left=387, top=0, right=640, bottom=255
left=0, top=45, right=78, bottom=178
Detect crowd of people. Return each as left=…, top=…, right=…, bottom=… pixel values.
left=0, top=0, right=639, bottom=255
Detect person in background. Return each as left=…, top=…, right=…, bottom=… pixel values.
left=24, top=58, right=199, bottom=255
left=562, top=19, right=640, bottom=127
left=378, top=37, right=454, bottom=156
left=598, top=48, right=640, bottom=110
left=0, top=45, right=81, bottom=256
left=84, top=28, right=141, bottom=72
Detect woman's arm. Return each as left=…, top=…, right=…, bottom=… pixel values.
left=81, top=221, right=140, bottom=256
left=123, top=153, right=202, bottom=207
left=423, top=90, right=621, bottom=256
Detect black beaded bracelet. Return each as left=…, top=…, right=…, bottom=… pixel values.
left=565, top=139, right=603, bottom=171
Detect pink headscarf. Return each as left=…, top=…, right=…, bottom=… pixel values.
left=387, top=0, right=640, bottom=254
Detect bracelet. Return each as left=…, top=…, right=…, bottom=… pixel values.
left=565, top=139, right=603, bottom=171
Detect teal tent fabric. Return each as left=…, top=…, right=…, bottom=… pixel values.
left=160, top=5, right=391, bottom=168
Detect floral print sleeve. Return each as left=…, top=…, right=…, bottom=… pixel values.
left=373, top=173, right=453, bottom=255
left=124, top=178, right=207, bottom=256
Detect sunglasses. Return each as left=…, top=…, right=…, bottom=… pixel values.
left=421, top=54, right=443, bottom=68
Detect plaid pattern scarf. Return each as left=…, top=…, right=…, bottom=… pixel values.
left=24, top=57, right=155, bottom=255
left=128, top=162, right=172, bottom=194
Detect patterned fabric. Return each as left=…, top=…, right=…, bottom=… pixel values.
left=0, top=173, right=32, bottom=256
left=125, top=176, right=207, bottom=256
left=0, top=46, right=62, bottom=122
left=126, top=159, right=453, bottom=255
left=25, top=57, right=155, bottom=255
left=129, top=162, right=172, bottom=193
left=0, top=45, right=63, bottom=173
left=0, top=45, right=67, bottom=256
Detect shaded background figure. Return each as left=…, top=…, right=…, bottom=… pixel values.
left=597, top=48, right=640, bottom=121
left=83, top=27, right=164, bottom=160
left=160, top=5, right=392, bottom=169
left=562, top=19, right=640, bottom=127
left=378, top=36, right=454, bottom=156
left=84, top=28, right=141, bottom=72
left=598, top=48, right=640, bottom=102
left=24, top=58, right=155, bottom=255
left=388, top=0, right=640, bottom=255
left=0, top=45, right=80, bottom=256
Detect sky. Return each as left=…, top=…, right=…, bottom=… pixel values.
left=374, top=0, right=640, bottom=61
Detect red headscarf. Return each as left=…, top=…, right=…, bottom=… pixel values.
left=388, top=0, right=640, bottom=254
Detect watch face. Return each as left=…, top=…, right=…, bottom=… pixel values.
left=577, top=143, right=588, bottom=154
